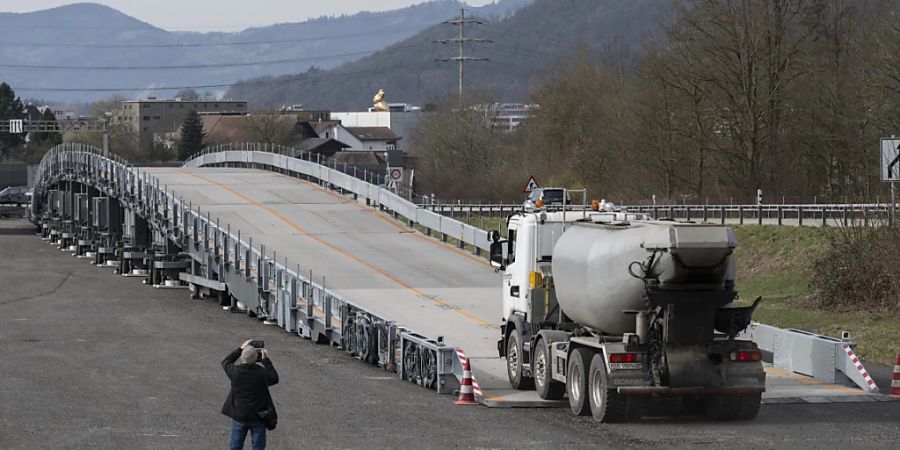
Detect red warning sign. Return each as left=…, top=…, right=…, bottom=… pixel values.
left=523, top=176, right=540, bottom=193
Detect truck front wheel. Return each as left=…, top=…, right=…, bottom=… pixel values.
left=589, top=354, right=630, bottom=422
left=534, top=338, right=564, bottom=400
left=566, top=347, right=593, bottom=416
left=506, top=329, right=534, bottom=390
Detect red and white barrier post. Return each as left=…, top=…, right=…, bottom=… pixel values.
left=891, top=352, right=900, bottom=399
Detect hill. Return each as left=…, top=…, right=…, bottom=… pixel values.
left=0, top=0, right=532, bottom=102
left=226, top=0, right=672, bottom=110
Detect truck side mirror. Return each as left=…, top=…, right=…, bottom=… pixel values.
left=489, top=240, right=505, bottom=269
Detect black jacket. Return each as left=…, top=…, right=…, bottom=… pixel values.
left=221, top=347, right=279, bottom=423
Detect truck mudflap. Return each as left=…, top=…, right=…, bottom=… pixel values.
left=616, top=386, right=765, bottom=395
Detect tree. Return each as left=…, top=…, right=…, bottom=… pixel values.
left=30, top=109, right=63, bottom=147
left=0, top=82, right=26, bottom=160
left=20, top=108, right=63, bottom=163
left=178, top=110, right=205, bottom=160
left=242, top=114, right=295, bottom=146
left=410, top=95, right=516, bottom=200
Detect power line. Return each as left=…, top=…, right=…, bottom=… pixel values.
left=12, top=60, right=439, bottom=93
left=0, top=43, right=427, bottom=71
left=0, top=26, right=426, bottom=49
left=0, top=6, right=474, bottom=32
left=436, top=9, right=490, bottom=103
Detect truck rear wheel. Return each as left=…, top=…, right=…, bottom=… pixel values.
left=589, top=354, right=630, bottom=422
left=506, top=329, right=534, bottom=390
left=704, top=393, right=761, bottom=420
left=534, top=339, right=564, bottom=400
left=566, top=348, right=593, bottom=416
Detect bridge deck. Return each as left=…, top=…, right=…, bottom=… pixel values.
left=145, top=167, right=535, bottom=403
left=144, top=167, right=884, bottom=407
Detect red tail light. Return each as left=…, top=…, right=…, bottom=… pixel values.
left=609, top=353, right=638, bottom=363
left=730, top=351, right=762, bottom=362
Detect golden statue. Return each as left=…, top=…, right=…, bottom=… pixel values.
left=373, top=89, right=390, bottom=112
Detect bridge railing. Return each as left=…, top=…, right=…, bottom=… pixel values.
left=420, top=202, right=895, bottom=227
left=186, top=143, right=493, bottom=254
left=32, top=142, right=461, bottom=396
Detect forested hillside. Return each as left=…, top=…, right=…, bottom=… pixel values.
left=410, top=0, right=900, bottom=205
left=226, top=0, right=670, bottom=109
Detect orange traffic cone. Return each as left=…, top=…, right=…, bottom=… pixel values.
left=891, top=353, right=900, bottom=399
left=455, top=355, right=479, bottom=405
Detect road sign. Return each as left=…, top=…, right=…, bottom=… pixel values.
left=388, top=167, right=403, bottom=182
left=523, top=176, right=540, bottom=193
left=882, top=138, right=900, bottom=181
left=8, top=119, right=23, bottom=134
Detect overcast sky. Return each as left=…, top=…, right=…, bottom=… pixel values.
left=0, top=0, right=494, bottom=31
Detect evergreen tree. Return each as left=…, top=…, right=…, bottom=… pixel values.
left=30, top=109, right=62, bottom=147
left=0, top=82, right=26, bottom=160
left=178, top=109, right=205, bottom=160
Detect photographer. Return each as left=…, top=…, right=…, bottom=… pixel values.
left=221, top=339, right=278, bottom=450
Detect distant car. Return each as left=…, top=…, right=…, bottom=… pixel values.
left=523, top=187, right=568, bottom=210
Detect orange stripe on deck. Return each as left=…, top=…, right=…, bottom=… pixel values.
left=268, top=171, right=493, bottom=268
left=179, top=169, right=493, bottom=328
left=764, top=366, right=865, bottom=396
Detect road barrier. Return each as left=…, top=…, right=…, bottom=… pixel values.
left=423, top=202, right=895, bottom=228
left=29, top=142, right=467, bottom=400
left=892, top=353, right=900, bottom=399
left=739, top=323, right=879, bottom=393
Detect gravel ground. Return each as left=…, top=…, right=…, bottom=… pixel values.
left=1, top=219, right=898, bottom=450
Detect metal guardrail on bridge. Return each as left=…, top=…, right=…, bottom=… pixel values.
left=188, top=144, right=494, bottom=254
left=30, top=143, right=469, bottom=398
left=421, top=202, right=895, bottom=227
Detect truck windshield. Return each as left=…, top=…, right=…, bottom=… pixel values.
left=543, top=190, right=565, bottom=204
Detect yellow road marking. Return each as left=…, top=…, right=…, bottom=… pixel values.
left=268, top=171, right=493, bottom=268
left=179, top=169, right=493, bottom=328
left=764, top=366, right=865, bottom=396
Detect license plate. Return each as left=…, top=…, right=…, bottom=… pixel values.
left=610, top=362, right=642, bottom=370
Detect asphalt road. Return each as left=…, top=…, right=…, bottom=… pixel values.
left=1, top=219, right=899, bottom=450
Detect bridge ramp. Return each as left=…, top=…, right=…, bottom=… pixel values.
left=144, top=167, right=539, bottom=402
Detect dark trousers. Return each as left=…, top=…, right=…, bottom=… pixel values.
left=230, top=419, right=266, bottom=450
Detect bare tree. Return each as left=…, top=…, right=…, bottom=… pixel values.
left=242, top=114, right=296, bottom=146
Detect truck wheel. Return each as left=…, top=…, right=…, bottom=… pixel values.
left=534, top=339, right=564, bottom=400
left=589, top=354, right=630, bottom=422
left=704, top=393, right=761, bottom=420
left=566, top=348, right=593, bottom=416
left=506, top=329, right=534, bottom=390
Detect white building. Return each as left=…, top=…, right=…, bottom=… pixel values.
left=330, top=110, right=422, bottom=151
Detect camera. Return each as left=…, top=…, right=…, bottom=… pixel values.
left=250, top=340, right=264, bottom=349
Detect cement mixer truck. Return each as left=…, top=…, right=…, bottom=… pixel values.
left=489, top=204, right=765, bottom=422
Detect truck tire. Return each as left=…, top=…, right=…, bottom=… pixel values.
left=534, top=338, right=564, bottom=400
left=566, top=347, right=593, bottom=416
left=589, top=354, right=630, bottom=422
left=704, top=393, right=761, bottom=420
left=506, top=329, right=534, bottom=390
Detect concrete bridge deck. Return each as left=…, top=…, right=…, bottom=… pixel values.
left=144, top=167, right=530, bottom=403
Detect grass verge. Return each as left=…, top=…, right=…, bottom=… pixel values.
left=733, top=225, right=898, bottom=366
